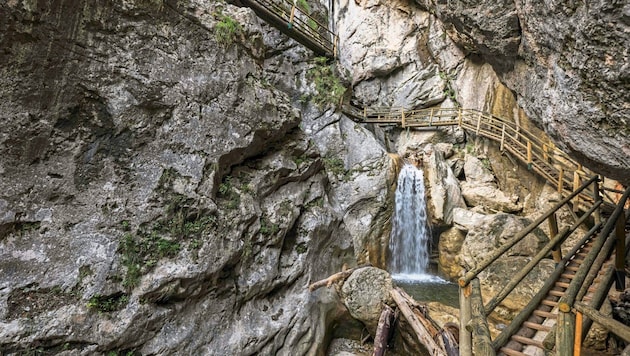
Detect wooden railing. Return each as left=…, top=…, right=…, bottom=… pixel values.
left=236, top=0, right=337, bottom=57
left=343, top=105, right=613, bottom=211
left=458, top=183, right=630, bottom=355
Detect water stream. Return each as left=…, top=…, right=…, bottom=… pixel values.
left=389, top=164, right=455, bottom=304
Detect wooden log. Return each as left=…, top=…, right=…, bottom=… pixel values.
left=556, top=309, right=576, bottom=356
left=460, top=283, right=473, bottom=356
left=308, top=264, right=369, bottom=291
left=548, top=212, right=563, bottom=263
left=459, top=176, right=599, bottom=287
left=469, top=278, right=496, bottom=356
left=616, top=214, right=626, bottom=290
left=373, top=305, right=394, bottom=356
left=390, top=288, right=446, bottom=356
left=575, top=301, right=630, bottom=343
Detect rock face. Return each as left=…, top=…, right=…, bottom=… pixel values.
left=415, top=0, right=630, bottom=184
left=340, top=267, right=394, bottom=335
left=0, top=1, right=392, bottom=354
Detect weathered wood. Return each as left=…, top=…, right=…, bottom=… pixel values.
left=616, top=213, right=626, bottom=290
left=556, top=310, right=576, bottom=356
left=575, top=301, right=630, bottom=343
left=484, top=226, right=570, bottom=315
left=468, top=278, right=495, bottom=355
left=390, top=288, right=446, bottom=356
left=459, top=283, right=473, bottom=356
left=492, top=223, right=600, bottom=350
left=574, top=310, right=583, bottom=355
left=307, top=264, right=368, bottom=291
left=548, top=212, right=563, bottom=263
left=459, top=175, right=599, bottom=287
left=373, top=305, right=394, bottom=356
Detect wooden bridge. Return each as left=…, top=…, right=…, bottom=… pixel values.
left=233, top=1, right=630, bottom=354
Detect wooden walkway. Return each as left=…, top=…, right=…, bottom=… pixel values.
left=344, top=105, right=607, bottom=212
left=233, top=2, right=630, bottom=354
left=235, top=0, right=337, bottom=57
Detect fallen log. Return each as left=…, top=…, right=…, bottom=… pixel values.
left=390, top=288, right=446, bottom=356
left=308, top=264, right=370, bottom=291
left=373, top=304, right=394, bottom=356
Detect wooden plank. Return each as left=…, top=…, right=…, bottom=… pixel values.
left=523, top=321, right=552, bottom=332
left=533, top=310, right=557, bottom=319
left=511, top=334, right=545, bottom=348
left=460, top=284, right=472, bottom=356
left=541, top=299, right=558, bottom=307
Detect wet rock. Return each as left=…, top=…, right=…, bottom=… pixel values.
left=438, top=227, right=466, bottom=280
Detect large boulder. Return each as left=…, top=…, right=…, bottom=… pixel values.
left=340, top=267, right=394, bottom=335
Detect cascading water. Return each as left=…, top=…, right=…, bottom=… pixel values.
left=389, top=163, right=433, bottom=281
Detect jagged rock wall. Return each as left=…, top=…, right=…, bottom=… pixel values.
left=414, top=0, right=630, bottom=184
left=0, top=0, right=393, bottom=354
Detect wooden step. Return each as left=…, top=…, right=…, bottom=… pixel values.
left=523, top=321, right=553, bottom=332
left=511, top=334, right=545, bottom=348
left=560, top=273, right=575, bottom=279
left=500, top=347, right=528, bottom=356
left=549, top=289, right=565, bottom=297
left=555, top=281, right=571, bottom=288
left=499, top=347, right=528, bottom=356
left=541, top=299, right=558, bottom=307
left=565, top=266, right=580, bottom=272
left=533, top=310, right=557, bottom=319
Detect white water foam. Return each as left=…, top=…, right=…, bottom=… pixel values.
left=389, top=164, right=438, bottom=283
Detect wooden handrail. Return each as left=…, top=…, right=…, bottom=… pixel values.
left=458, top=175, right=599, bottom=287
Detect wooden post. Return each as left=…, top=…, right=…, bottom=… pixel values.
left=548, top=212, right=563, bottom=263
left=333, top=35, right=339, bottom=58
left=543, top=143, right=548, bottom=162
left=458, top=108, right=463, bottom=126
left=527, top=140, right=533, bottom=170
left=593, top=178, right=602, bottom=225
left=468, top=279, right=496, bottom=356
left=500, top=124, right=505, bottom=151
left=289, top=4, right=296, bottom=24
left=558, top=167, right=564, bottom=193
left=556, top=307, right=576, bottom=356
left=573, top=171, right=581, bottom=212
left=575, top=310, right=583, bottom=356
left=429, top=108, right=434, bottom=126
left=616, top=214, right=626, bottom=291
left=459, top=283, right=473, bottom=356
left=401, top=109, right=406, bottom=128
left=363, top=107, right=367, bottom=120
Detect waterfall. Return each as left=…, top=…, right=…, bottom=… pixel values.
left=389, top=164, right=432, bottom=281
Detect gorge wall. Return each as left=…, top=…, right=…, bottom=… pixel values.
left=0, top=1, right=393, bottom=354
left=0, top=0, right=627, bottom=354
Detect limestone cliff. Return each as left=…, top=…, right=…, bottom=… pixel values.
left=0, top=0, right=392, bottom=354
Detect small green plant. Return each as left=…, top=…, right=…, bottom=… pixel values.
left=297, top=0, right=311, bottom=13
left=121, top=220, right=131, bottom=231
left=306, top=57, right=346, bottom=107
left=215, top=13, right=242, bottom=45
left=295, top=242, right=308, bottom=254
left=217, top=175, right=241, bottom=209
left=323, top=156, right=347, bottom=177
left=87, top=293, right=129, bottom=313
left=260, top=217, right=280, bottom=236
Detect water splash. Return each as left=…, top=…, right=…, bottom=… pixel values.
left=389, top=164, right=434, bottom=282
